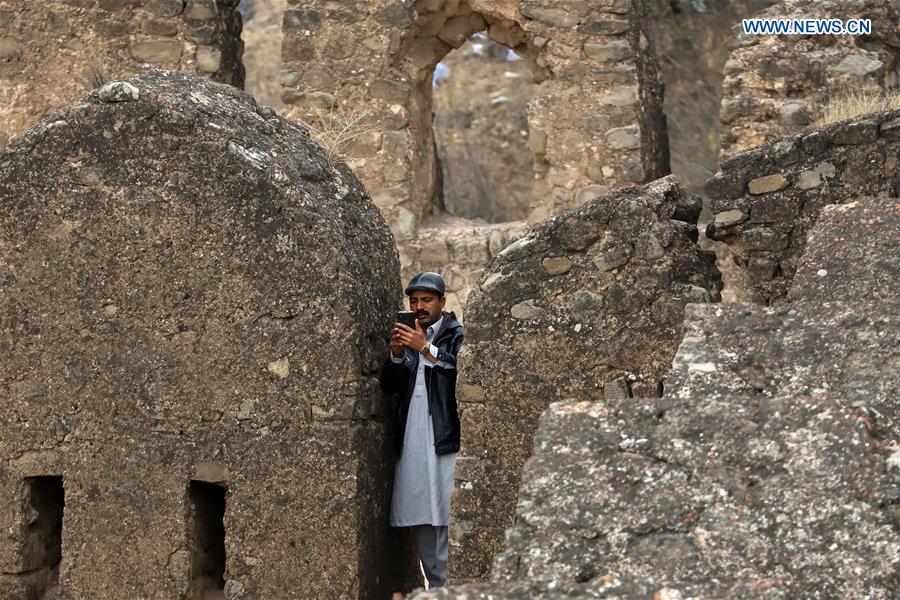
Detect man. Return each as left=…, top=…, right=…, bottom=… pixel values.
left=381, top=272, right=464, bottom=589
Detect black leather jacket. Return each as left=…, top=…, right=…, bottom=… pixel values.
left=380, top=311, right=464, bottom=456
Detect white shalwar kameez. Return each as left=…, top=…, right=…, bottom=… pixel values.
left=389, top=316, right=457, bottom=587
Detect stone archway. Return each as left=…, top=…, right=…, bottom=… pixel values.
left=280, top=0, right=670, bottom=237
left=716, top=0, right=900, bottom=160
left=279, top=0, right=670, bottom=318
left=395, top=1, right=541, bottom=229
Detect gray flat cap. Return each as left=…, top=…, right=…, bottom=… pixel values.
left=405, top=272, right=446, bottom=297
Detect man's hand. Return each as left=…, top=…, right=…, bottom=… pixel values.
left=393, top=320, right=428, bottom=354
left=389, top=324, right=405, bottom=358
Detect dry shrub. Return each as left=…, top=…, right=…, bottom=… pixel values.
left=77, top=62, right=110, bottom=92
left=816, top=88, right=900, bottom=126
left=299, top=106, right=380, bottom=166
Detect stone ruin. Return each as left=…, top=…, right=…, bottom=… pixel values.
left=648, top=0, right=778, bottom=194
left=718, top=0, right=900, bottom=160
left=449, top=175, right=722, bottom=581
left=400, top=219, right=525, bottom=317
left=431, top=15, right=900, bottom=580
left=0, top=71, right=418, bottom=599
left=414, top=195, right=900, bottom=599
left=1, top=2, right=896, bottom=598
left=278, top=0, right=670, bottom=239
left=0, top=0, right=244, bottom=151
left=422, top=5, right=900, bottom=586
left=277, top=0, right=674, bottom=321
left=0, top=1, right=673, bottom=322
left=706, top=106, right=900, bottom=304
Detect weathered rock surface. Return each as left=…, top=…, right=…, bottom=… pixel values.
left=0, top=0, right=244, bottom=149
left=667, top=302, right=899, bottom=443
left=448, top=395, right=898, bottom=599
left=410, top=576, right=787, bottom=599
left=788, top=197, right=899, bottom=304
left=432, top=191, right=900, bottom=598
left=450, top=175, right=721, bottom=581
left=717, top=0, right=900, bottom=159
left=0, top=70, right=416, bottom=599
left=674, top=196, right=900, bottom=442
left=706, top=108, right=900, bottom=304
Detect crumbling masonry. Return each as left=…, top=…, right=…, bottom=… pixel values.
left=706, top=106, right=900, bottom=304
left=279, top=0, right=669, bottom=235
left=449, top=176, right=721, bottom=581
left=411, top=196, right=900, bottom=600
left=0, top=1, right=671, bottom=322
left=0, top=0, right=244, bottom=151
left=717, top=0, right=900, bottom=160
left=0, top=71, right=417, bottom=599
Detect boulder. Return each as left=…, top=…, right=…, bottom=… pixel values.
left=666, top=301, right=899, bottom=443
left=788, top=196, right=899, bottom=304
left=450, top=176, right=721, bottom=580
left=0, top=70, right=416, bottom=598
left=482, top=395, right=898, bottom=598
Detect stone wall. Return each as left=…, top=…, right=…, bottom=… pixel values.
left=280, top=0, right=669, bottom=240
left=449, top=176, right=721, bottom=581
left=416, top=195, right=900, bottom=599
left=718, top=0, right=900, bottom=160
left=0, top=71, right=417, bottom=599
left=400, top=218, right=526, bottom=319
left=0, top=0, right=244, bottom=150
left=705, top=107, right=900, bottom=304
left=648, top=0, right=777, bottom=194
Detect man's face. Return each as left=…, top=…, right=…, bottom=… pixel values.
left=408, top=290, right=445, bottom=329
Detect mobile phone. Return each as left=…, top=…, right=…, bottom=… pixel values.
left=397, top=311, right=417, bottom=329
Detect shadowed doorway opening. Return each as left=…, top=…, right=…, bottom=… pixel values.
left=188, top=480, right=227, bottom=599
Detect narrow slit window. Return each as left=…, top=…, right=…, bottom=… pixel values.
left=24, top=476, right=65, bottom=598
left=187, top=480, right=226, bottom=598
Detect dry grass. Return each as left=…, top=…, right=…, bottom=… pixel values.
left=78, top=62, right=109, bottom=91
left=816, top=89, right=900, bottom=126
left=299, top=106, right=380, bottom=166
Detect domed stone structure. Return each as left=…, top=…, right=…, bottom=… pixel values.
left=0, top=70, right=416, bottom=599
